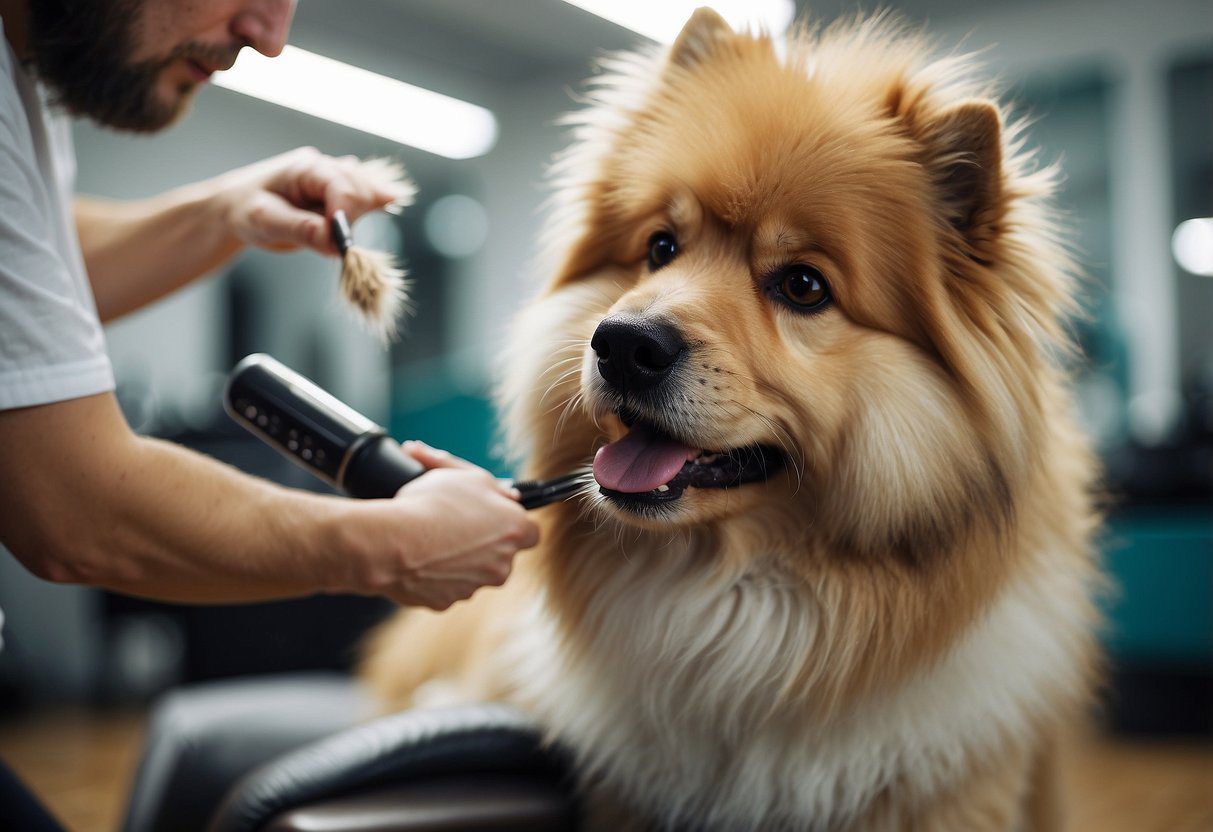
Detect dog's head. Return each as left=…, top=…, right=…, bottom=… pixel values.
left=504, top=10, right=1078, bottom=559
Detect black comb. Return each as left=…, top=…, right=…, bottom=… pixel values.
left=513, top=473, right=587, bottom=510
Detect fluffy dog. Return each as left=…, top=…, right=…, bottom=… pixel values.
left=362, top=9, right=1102, bottom=830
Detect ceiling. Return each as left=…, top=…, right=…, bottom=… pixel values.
left=288, top=0, right=1015, bottom=101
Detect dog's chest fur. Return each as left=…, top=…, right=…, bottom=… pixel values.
left=501, top=539, right=1090, bottom=831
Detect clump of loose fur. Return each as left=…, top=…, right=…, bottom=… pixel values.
left=339, top=245, right=412, bottom=343
left=337, top=157, right=417, bottom=343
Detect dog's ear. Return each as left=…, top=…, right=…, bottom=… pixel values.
left=668, top=7, right=733, bottom=69
left=918, top=100, right=1004, bottom=239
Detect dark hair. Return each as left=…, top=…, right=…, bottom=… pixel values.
left=27, top=0, right=184, bottom=131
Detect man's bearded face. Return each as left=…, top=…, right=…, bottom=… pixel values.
left=27, top=0, right=241, bottom=132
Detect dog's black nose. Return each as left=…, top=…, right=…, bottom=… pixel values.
left=591, top=314, right=685, bottom=392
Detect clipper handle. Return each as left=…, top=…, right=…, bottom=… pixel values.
left=342, top=433, right=425, bottom=499
left=225, top=354, right=577, bottom=508
left=224, top=353, right=424, bottom=496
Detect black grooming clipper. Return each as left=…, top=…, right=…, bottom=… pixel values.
left=223, top=353, right=581, bottom=508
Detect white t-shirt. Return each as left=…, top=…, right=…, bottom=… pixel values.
left=0, top=18, right=114, bottom=410
left=1, top=21, right=116, bottom=653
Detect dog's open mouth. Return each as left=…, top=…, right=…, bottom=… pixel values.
left=593, top=415, right=785, bottom=509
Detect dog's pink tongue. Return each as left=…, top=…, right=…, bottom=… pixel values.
left=593, top=426, right=696, bottom=493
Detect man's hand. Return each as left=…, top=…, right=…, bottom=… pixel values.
left=348, top=443, right=541, bottom=611
left=217, top=147, right=416, bottom=254
left=77, top=147, right=416, bottom=321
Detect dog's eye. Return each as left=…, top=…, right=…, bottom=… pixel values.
left=777, top=265, right=831, bottom=310
left=647, top=231, right=679, bottom=270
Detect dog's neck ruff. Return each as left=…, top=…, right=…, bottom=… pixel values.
left=503, top=537, right=1091, bottom=830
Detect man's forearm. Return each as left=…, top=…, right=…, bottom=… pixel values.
left=75, top=184, right=243, bottom=322
left=84, top=435, right=350, bottom=602
left=2, top=393, right=539, bottom=609
left=0, top=393, right=364, bottom=603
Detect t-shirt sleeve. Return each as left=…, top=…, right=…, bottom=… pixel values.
left=0, top=86, right=114, bottom=410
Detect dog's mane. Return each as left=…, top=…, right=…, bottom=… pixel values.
left=503, top=13, right=1084, bottom=502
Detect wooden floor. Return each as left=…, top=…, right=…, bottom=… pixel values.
left=2, top=709, right=147, bottom=832
left=1, top=709, right=1211, bottom=831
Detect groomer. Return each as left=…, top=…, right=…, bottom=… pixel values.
left=0, top=0, right=540, bottom=612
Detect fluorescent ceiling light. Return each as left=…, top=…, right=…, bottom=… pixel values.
left=561, top=0, right=795, bottom=43
left=1172, top=217, right=1213, bottom=277
left=213, top=46, right=497, bottom=160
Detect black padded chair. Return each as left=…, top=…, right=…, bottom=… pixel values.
left=121, top=674, right=576, bottom=832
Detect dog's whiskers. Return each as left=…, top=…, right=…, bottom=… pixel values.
left=697, top=347, right=799, bottom=407
left=722, top=399, right=807, bottom=496
left=538, top=366, right=584, bottom=408
left=554, top=390, right=586, bottom=440
left=540, top=390, right=579, bottom=424
left=539, top=352, right=587, bottom=368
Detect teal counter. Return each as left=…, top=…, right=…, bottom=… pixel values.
left=1102, top=507, right=1213, bottom=665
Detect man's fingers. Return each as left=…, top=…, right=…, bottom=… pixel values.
left=293, top=155, right=414, bottom=225
left=358, top=158, right=417, bottom=212
left=392, top=582, right=480, bottom=611
left=244, top=193, right=327, bottom=252
left=399, top=443, right=519, bottom=502
left=516, top=519, right=541, bottom=550
left=400, top=441, right=479, bottom=471
left=241, top=150, right=416, bottom=255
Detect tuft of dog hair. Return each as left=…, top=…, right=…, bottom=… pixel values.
left=339, top=245, right=410, bottom=342
left=360, top=10, right=1104, bottom=832
left=337, top=158, right=416, bottom=342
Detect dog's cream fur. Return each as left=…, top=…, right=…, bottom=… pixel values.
left=362, top=10, right=1102, bottom=831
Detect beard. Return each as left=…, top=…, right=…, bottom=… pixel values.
left=26, top=0, right=237, bottom=132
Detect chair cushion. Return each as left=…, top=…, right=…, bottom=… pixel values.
left=266, top=773, right=575, bottom=832
left=122, top=673, right=374, bottom=832
left=208, top=702, right=575, bottom=832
